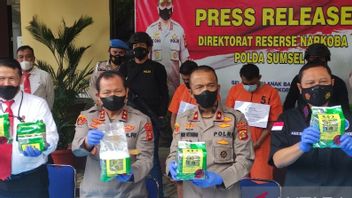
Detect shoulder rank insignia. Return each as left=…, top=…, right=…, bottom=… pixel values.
left=76, top=115, right=87, bottom=126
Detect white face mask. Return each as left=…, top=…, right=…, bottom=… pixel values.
left=20, top=61, right=33, bottom=71
left=243, top=84, right=258, bottom=92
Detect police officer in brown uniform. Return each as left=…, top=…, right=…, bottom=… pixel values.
left=166, top=66, right=254, bottom=198
left=72, top=71, right=154, bottom=198
left=88, top=39, right=129, bottom=103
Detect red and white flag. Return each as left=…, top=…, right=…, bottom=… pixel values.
left=271, top=122, right=284, bottom=131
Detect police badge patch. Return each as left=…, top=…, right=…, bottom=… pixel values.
left=76, top=115, right=87, bottom=126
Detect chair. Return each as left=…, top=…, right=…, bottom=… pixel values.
left=47, top=164, right=76, bottom=198
left=239, top=177, right=281, bottom=198
left=145, top=175, right=160, bottom=198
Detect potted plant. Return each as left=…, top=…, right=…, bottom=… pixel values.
left=26, top=15, right=94, bottom=166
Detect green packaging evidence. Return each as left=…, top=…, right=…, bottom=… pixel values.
left=0, top=114, right=10, bottom=142
left=99, top=122, right=131, bottom=182
left=177, top=141, right=207, bottom=181
left=17, top=120, right=46, bottom=151
left=310, top=105, right=346, bottom=148
left=100, top=158, right=131, bottom=182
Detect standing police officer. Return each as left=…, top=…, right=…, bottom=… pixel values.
left=166, top=66, right=254, bottom=198
left=88, top=39, right=129, bottom=102
left=72, top=71, right=154, bottom=197
left=146, top=0, right=190, bottom=95
left=120, top=32, right=169, bottom=197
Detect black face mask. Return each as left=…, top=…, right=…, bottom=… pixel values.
left=194, top=90, right=217, bottom=109
left=0, top=86, right=19, bottom=100
left=301, top=85, right=333, bottom=106
left=133, top=47, right=149, bottom=60
left=101, top=95, right=126, bottom=111
left=110, top=54, right=125, bottom=65
left=159, top=7, right=172, bottom=20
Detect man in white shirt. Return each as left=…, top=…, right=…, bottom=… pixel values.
left=0, top=58, right=58, bottom=198
left=16, top=45, right=55, bottom=109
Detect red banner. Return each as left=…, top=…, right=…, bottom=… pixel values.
left=135, top=0, right=352, bottom=100
left=136, top=0, right=352, bottom=59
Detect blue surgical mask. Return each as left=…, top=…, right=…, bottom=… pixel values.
left=243, top=84, right=257, bottom=92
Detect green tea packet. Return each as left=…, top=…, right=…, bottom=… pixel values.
left=99, top=122, right=131, bottom=182
left=176, top=141, right=207, bottom=181
left=310, top=105, right=345, bottom=148
left=0, top=114, right=10, bottom=142
left=100, top=158, right=131, bottom=180
left=17, top=121, right=46, bottom=151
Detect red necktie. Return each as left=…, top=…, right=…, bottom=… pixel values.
left=4, top=100, right=14, bottom=132
left=23, top=72, right=31, bottom=94
left=0, top=100, right=14, bottom=180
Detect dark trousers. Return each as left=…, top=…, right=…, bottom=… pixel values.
left=0, top=165, right=49, bottom=198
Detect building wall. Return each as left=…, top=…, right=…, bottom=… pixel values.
left=20, top=0, right=110, bottom=70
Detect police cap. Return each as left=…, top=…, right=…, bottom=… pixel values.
left=129, top=32, right=153, bottom=47
left=110, top=39, right=129, bottom=50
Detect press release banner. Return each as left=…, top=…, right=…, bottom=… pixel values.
left=135, top=0, right=352, bottom=101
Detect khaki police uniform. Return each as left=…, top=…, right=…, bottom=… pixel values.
left=146, top=19, right=189, bottom=95
left=72, top=105, right=154, bottom=198
left=88, top=61, right=120, bottom=101
left=166, top=104, right=254, bottom=198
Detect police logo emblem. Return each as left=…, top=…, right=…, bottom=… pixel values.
left=220, top=151, right=227, bottom=158
left=76, top=115, right=87, bottom=126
